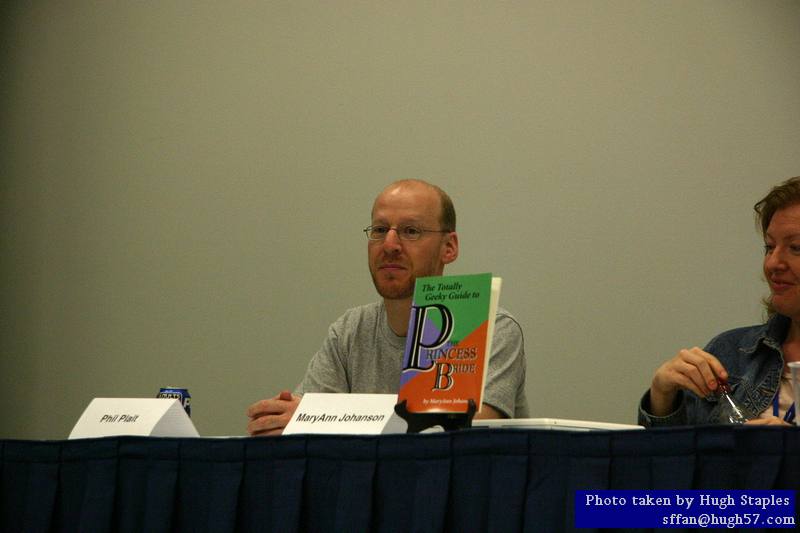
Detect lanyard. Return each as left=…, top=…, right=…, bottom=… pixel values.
left=772, top=393, right=796, bottom=423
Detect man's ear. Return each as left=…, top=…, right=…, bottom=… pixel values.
left=441, top=232, right=459, bottom=265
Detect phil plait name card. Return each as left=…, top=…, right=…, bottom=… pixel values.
left=68, top=398, right=199, bottom=439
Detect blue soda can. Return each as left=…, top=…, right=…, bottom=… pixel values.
left=157, top=387, right=191, bottom=417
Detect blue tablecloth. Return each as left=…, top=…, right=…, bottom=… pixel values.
left=2, top=426, right=799, bottom=532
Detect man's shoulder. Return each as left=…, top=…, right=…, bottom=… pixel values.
left=330, top=301, right=384, bottom=329
left=337, top=301, right=383, bottom=317
left=495, top=305, right=514, bottom=319
left=495, top=306, right=521, bottom=327
left=332, top=302, right=521, bottom=333
left=492, top=306, right=525, bottom=347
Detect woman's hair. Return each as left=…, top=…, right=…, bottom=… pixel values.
left=754, top=176, right=800, bottom=236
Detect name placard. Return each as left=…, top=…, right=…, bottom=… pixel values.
left=68, top=398, right=200, bottom=439
left=283, top=393, right=407, bottom=435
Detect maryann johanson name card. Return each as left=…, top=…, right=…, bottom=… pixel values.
left=283, top=393, right=406, bottom=434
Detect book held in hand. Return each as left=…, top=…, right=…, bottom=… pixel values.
left=398, top=272, right=501, bottom=414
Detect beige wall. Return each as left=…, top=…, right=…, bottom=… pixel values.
left=2, top=1, right=799, bottom=438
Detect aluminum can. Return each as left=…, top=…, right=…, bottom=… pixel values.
left=157, top=387, right=191, bottom=417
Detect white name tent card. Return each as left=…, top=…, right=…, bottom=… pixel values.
left=283, top=393, right=407, bottom=435
left=68, top=398, right=200, bottom=439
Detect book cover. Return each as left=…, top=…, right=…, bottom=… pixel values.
left=398, top=272, right=502, bottom=413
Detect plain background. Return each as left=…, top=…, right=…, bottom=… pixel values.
left=2, top=1, right=799, bottom=439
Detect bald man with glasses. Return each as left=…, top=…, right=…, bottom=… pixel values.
left=247, top=179, right=529, bottom=435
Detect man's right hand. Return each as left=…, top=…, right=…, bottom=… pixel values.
left=648, top=347, right=728, bottom=417
left=246, top=390, right=301, bottom=436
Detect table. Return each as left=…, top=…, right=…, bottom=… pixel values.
left=2, top=426, right=799, bottom=532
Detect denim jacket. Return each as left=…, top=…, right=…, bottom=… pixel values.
left=638, top=314, right=788, bottom=427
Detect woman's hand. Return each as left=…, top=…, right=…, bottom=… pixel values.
left=648, top=347, right=728, bottom=416
left=745, top=416, right=793, bottom=426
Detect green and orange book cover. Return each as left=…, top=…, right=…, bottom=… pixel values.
left=398, top=273, right=501, bottom=413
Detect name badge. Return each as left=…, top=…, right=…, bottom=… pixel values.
left=68, top=398, right=200, bottom=439
left=283, top=393, right=406, bottom=435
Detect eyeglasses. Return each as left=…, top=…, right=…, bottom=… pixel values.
left=363, top=225, right=451, bottom=241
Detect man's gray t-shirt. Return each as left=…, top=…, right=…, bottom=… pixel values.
left=296, top=301, right=529, bottom=418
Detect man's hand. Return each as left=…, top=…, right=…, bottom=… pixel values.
left=246, top=390, right=301, bottom=436
left=649, top=347, right=728, bottom=417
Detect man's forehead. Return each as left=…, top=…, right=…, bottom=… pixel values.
left=371, top=183, right=441, bottom=218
